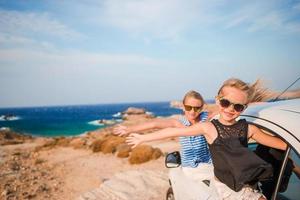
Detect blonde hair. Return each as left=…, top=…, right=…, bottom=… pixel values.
left=218, top=78, right=275, bottom=103
left=182, top=90, right=205, bottom=105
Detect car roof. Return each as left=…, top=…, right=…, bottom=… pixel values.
left=241, top=98, right=300, bottom=154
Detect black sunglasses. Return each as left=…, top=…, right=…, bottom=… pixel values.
left=184, top=105, right=203, bottom=112
left=219, top=98, right=247, bottom=112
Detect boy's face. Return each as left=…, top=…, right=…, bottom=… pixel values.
left=183, top=97, right=203, bottom=122
left=217, top=86, right=248, bottom=122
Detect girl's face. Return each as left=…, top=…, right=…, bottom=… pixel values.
left=183, top=97, right=203, bottom=122
left=216, top=86, right=248, bottom=123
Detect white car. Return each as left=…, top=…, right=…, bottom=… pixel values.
left=165, top=99, right=300, bottom=200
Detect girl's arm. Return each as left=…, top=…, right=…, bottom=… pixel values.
left=126, top=123, right=206, bottom=148
left=248, top=124, right=287, bottom=150
left=113, top=117, right=183, bottom=136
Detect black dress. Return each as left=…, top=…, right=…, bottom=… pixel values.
left=209, top=119, right=273, bottom=192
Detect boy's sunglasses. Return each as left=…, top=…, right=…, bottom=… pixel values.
left=219, top=98, right=247, bottom=112
left=184, top=105, right=203, bottom=112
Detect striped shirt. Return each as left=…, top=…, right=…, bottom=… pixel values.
left=179, top=112, right=212, bottom=167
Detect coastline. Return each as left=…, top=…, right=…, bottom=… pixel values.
left=0, top=101, right=181, bottom=137
left=2, top=94, right=300, bottom=199
left=0, top=109, right=180, bottom=200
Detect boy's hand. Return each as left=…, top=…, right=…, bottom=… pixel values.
left=113, top=125, right=129, bottom=136
left=126, top=133, right=143, bottom=148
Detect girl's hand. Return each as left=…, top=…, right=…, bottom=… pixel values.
left=126, top=133, right=144, bottom=148
left=113, top=125, right=129, bottom=136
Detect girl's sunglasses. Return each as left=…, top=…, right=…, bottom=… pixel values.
left=219, top=98, right=247, bottom=112
left=184, top=105, right=203, bottom=112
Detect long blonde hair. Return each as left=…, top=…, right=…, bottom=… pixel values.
left=218, top=78, right=275, bottom=103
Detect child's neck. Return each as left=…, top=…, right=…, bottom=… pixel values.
left=218, top=117, right=237, bottom=126
left=189, top=118, right=199, bottom=125
left=187, top=116, right=200, bottom=125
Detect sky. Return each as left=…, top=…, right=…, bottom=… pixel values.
left=0, top=0, right=300, bottom=108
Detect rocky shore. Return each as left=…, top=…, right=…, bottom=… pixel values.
left=0, top=107, right=179, bottom=200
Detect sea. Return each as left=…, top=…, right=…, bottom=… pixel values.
left=0, top=102, right=182, bottom=137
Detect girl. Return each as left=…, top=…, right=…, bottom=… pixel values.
left=114, top=90, right=214, bottom=182
left=126, top=78, right=286, bottom=200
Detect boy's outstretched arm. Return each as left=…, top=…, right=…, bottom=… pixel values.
left=113, top=118, right=182, bottom=136
left=249, top=125, right=287, bottom=150
left=126, top=123, right=206, bottom=148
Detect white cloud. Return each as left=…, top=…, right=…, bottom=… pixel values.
left=0, top=48, right=168, bottom=74
left=293, top=2, right=300, bottom=11
left=223, top=1, right=300, bottom=34
left=0, top=10, right=83, bottom=40
left=96, top=0, right=300, bottom=40
left=2, top=0, right=299, bottom=47
left=99, top=0, right=209, bottom=40
left=0, top=33, right=56, bottom=50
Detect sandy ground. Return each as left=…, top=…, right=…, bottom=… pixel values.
left=0, top=138, right=180, bottom=200
left=44, top=147, right=168, bottom=199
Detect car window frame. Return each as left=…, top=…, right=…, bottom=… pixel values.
left=241, top=114, right=299, bottom=200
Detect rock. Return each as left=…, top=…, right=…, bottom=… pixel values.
left=122, top=114, right=154, bottom=121
left=35, top=138, right=58, bottom=151
left=34, top=158, right=46, bottom=165
left=90, top=139, right=104, bottom=153
left=10, top=161, right=20, bottom=171
left=78, top=170, right=168, bottom=200
left=122, top=107, right=146, bottom=115
left=56, top=137, right=72, bottom=147
left=25, top=193, right=36, bottom=199
left=69, top=138, right=87, bottom=149
left=170, top=100, right=183, bottom=109
left=0, top=129, right=32, bottom=145
left=96, top=119, right=117, bottom=125
left=120, top=107, right=154, bottom=121
left=92, top=127, right=114, bottom=136
left=37, top=183, right=50, bottom=192
left=0, top=114, right=17, bottom=121
left=0, top=146, right=62, bottom=200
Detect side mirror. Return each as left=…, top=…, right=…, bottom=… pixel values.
left=165, top=151, right=181, bottom=168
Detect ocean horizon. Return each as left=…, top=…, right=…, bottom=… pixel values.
left=0, top=101, right=185, bottom=137
left=0, top=99, right=216, bottom=137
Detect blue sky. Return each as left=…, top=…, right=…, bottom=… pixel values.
left=0, top=0, right=300, bottom=107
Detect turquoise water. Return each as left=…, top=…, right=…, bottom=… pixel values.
left=0, top=102, right=182, bottom=137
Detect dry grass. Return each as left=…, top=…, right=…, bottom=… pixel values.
left=116, top=143, right=131, bottom=158
left=100, top=136, right=125, bottom=154
left=128, top=145, right=162, bottom=164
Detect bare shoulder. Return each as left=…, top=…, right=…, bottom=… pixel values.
left=194, top=121, right=213, bottom=133
left=204, top=122, right=216, bottom=133
left=201, top=121, right=217, bottom=144
left=247, top=124, right=260, bottom=137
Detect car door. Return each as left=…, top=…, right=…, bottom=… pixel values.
left=241, top=113, right=300, bottom=200
left=272, top=147, right=300, bottom=200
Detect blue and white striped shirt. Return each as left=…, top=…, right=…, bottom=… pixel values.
left=179, top=112, right=212, bottom=167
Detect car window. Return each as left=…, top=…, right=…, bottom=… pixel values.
left=276, top=149, right=300, bottom=200
left=248, top=142, right=257, bottom=151
left=253, top=143, right=300, bottom=200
